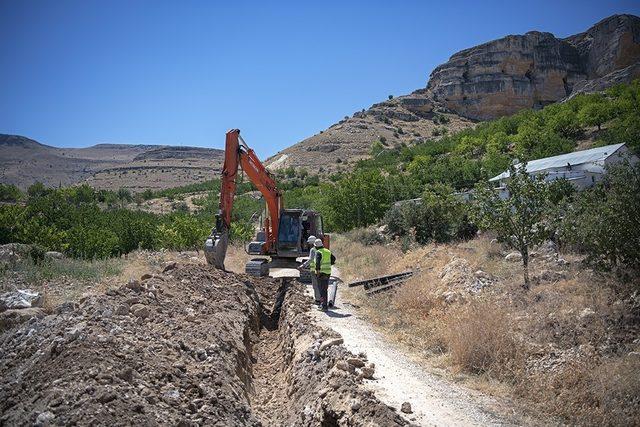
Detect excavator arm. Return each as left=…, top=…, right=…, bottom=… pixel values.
left=205, top=129, right=283, bottom=269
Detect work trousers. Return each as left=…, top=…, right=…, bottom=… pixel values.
left=311, top=272, right=320, bottom=303
left=317, top=272, right=330, bottom=310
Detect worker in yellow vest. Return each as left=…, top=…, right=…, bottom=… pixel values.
left=314, top=238, right=336, bottom=311
left=299, top=235, right=320, bottom=304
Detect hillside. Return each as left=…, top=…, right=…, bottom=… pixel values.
left=0, top=134, right=224, bottom=191
left=267, top=14, right=640, bottom=172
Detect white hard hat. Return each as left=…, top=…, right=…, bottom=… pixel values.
left=307, top=235, right=317, bottom=244
left=314, top=238, right=324, bottom=248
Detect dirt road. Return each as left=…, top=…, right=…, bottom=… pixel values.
left=308, top=270, right=530, bottom=426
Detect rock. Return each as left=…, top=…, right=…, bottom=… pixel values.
left=426, top=15, right=640, bottom=120
left=34, top=411, right=55, bottom=427
left=131, top=304, right=150, bottom=319
left=54, top=301, right=78, bottom=314
left=556, top=258, right=569, bottom=266
left=163, top=262, right=178, bottom=272
left=401, top=402, right=413, bottom=414
left=360, top=363, right=375, bottom=379
left=319, top=337, right=344, bottom=352
left=441, top=291, right=460, bottom=304
left=350, top=399, right=362, bottom=412
left=335, top=360, right=355, bottom=373
left=126, top=279, right=143, bottom=292
left=579, top=307, right=596, bottom=321
left=0, top=289, right=43, bottom=312
left=140, top=273, right=153, bottom=281
left=318, top=387, right=331, bottom=398
left=115, top=304, right=129, bottom=315
left=505, top=252, right=522, bottom=262
left=0, top=307, right=45, bottom=332
left=346, top=357, right=365, bottom=368
left=45, top=251, right=64, bottom=260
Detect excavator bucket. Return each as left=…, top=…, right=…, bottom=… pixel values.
left=204, top=230, right=229, bottom=270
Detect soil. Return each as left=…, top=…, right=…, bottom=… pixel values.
left=0, top=263, right=409, bottom=426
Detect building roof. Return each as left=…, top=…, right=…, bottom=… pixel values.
left=489, top=143, right=626, bottom=181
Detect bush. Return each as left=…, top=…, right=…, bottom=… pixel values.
left=345, top=227, right=387, bottom=246
left=384, top=184, right=474, bottom=245
left=559, top=160, right=640, bottom=272
left=0, top=184, right=22, bottom=202
left=444, top=301, right=519, bottom=375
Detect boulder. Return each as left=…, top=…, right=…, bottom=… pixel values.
left=0, top=289, right=43, bottom=312
left=401, top=402, right=413, bottom=414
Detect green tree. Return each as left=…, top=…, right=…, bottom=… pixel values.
left=0, top=184, right=23, bottom=202
left=559, top=161, right=640, bottom=272
left=474, top=164, right=552, bottom=289
left=578, top=101, right=614, bottom=131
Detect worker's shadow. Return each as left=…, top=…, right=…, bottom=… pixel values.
left=324, top=309, right=352, bottom=319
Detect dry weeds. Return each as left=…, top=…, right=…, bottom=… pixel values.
left=335, top=234, right=640, bottom=425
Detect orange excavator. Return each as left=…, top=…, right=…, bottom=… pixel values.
left=204, top=129, right=329, bottom=277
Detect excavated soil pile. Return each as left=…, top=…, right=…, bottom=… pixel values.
left=0, top=264, right=407, bottom=426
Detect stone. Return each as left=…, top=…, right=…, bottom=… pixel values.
left=401, top=402, right=413, bottom=414
left=140, top=273, right=153, bottom=281
left=45, top=251, right=64, bottom=260
left=163, top=262, right=178, bottom=272
left=335, top=360, right=354, bottom=373
left=126, top=279, right=143, bottom=292
left=0, top=308, right=45, bottom=332
left=0, top=289, right=43, bottom=312
left=115, top=304, right=129, bottom=316
left=35, top=411, right=55, bottom=427
left=360, top=363, right=375, bottom=379
left=346, top=357, right=365, bottom=368
left=505, top=252, right=522, bottom=262
left=319, top=337, right=344, bottom=352
left=350, top=399, right=362, bottom=412
left=54, top=302, right=78, bottom=314
left=131, top=304, right=150, bottom=319
left=579, top=307, right=596, bottom=321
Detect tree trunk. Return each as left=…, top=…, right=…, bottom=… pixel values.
left=522, top=248, right=530, bottom=290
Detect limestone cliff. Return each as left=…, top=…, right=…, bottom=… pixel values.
left=426, top=14, right=640, bottom=120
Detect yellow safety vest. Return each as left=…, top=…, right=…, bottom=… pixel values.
left=317, top=247, right=332, bottom=275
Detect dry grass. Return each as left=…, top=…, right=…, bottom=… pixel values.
left=335, top=233, right=640, bottom=425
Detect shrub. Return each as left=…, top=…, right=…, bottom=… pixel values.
left=345, top=227, right=387, bottom=246
left=444, top=300, right=519, bottom=376
left=0, top=184, right=22, bottom=202
left=384, top=184, right=474, bottom=245
left=559, top=160, right=640, bottom=272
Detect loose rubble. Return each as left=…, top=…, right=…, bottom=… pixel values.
left=0, top=264, right=407, bottom=426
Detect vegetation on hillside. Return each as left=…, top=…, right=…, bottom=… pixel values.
left=300, top=80, right=640, bottom=232
left=0, top=183, right=259, bottom=259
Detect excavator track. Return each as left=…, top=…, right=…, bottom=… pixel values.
left=245, top=258, right=269, bottom=277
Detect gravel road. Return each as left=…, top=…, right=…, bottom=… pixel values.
left=308, top=269, right=530, bottom=427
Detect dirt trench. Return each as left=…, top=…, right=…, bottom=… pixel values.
left=0, top=264, right=407, bottom=426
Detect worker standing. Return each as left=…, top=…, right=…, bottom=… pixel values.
left=299, top=235, right=320, bottom=304
left=314, top=238, right=335, bottom=311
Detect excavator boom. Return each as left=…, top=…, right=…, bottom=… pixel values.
left=205, top=129, right=282, bottom=269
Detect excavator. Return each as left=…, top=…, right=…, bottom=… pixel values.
left=204, top=129, right=329, bottom=277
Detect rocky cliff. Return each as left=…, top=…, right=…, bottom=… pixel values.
left=426, top=14, right=640, bottom=120
left=267, top=14, right=640, bottom=172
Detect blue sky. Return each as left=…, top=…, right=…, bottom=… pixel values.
left=1, top=1, right=639, bottom=158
